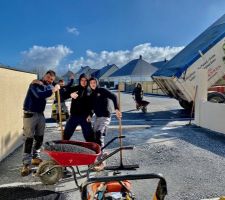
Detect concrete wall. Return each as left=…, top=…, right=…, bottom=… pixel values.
left=194, top=69, right=225, bottom=134
left=0, top=67, right=37, bottom=161
left=197, top=101, right=225, bottom=134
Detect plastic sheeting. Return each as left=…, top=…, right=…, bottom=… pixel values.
left=152, top=14, right=225, bottom=78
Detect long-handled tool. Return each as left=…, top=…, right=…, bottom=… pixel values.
left=56, top=90, right=64, bottom=139
left=189, top=85, right=198, bottom=125
left=105, top=83, right=139, bottom=171
left=118, top=87, right=123, bottom=166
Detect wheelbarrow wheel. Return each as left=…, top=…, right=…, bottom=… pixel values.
left=37, top=160, right=63, bottom=185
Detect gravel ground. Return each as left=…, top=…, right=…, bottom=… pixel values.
left=1, top=92, right=225, bottom=200
left=63, top=121, right=225, bottom=200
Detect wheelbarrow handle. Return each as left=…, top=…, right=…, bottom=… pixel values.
left=101, top=136, right=125, bottom=151
left=89, top=146, right=133, bottom=169
left=81, top=173, right=167, bottom=200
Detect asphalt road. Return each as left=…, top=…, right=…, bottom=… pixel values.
left=1, top=92, right=225, bottom=200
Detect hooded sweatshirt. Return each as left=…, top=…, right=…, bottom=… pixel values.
left=54, top=78, right=74, bottom=103
left=64, top=74, right=92, bottom=117
left=89, top=77, right=119, bottom=118
left=23, top=82, right=53, bottom=113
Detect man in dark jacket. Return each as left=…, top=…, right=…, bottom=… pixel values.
left=132, top=83, right=143, bottom=104
left=88, top=77, right=122, bottom=147
left=63, top=73, right=94, bottom=142
left=21, top=70, right=60, bottom=176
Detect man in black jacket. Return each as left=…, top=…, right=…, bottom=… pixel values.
left=21, top=70, right=60, bottom=176
left=132, top=83, right=143, bottom=104
left=63, top=73, right=94, bottom=142
left=88, top=77, right=122, bottom=148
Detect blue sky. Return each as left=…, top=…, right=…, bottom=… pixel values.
left=0, top=0, right=224, bottom=74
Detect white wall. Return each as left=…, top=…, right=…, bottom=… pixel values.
left=194, top=69, right=225, bottom=134
left=197, top=102, right=225, bottom=134
left=0, top=68, right=37, bottom=161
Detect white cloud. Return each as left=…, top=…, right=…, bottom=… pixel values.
left=20, top=45, right=72, bottom=76
left=69, top=43, right=184, bottom=71
left=66, top=27, right=79, bottom=36
left=20, top=43, right=184, bottom=76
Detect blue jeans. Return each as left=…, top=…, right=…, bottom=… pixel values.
left=63, top=115, right=94, bottom=142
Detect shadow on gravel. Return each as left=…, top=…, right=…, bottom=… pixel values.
left=115, top=108, right=191, bottom=124
left=179, top=125, right=225, bottom=158
left=104, top=122, right=225, bottom=159
left=0, top=187, right=65, bottom=200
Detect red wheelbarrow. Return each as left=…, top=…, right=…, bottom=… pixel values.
left=36, top=140, right=101, bottom=186
left=36, top=136, right=134, bottom=187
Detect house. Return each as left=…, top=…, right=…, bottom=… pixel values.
left=109, top=55, right=163, bottom=93
left=91, top=64, right=119, bottom=87
left=74, top=66, right=98, bottom=84
left=110, top=55, right=157, bottom=82
left=61, top=70, right=75, bottom=84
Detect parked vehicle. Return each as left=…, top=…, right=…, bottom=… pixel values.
left=152, top=14, right=225, bottom=110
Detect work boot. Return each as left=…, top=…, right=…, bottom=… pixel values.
left=31, top=158, right=43, bottom=166
left=20, top=164, right=31, bottom=176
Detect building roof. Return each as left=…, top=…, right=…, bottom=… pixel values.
left=75, top=66, right=91, bottom=75
left=74, top=66, right=98, bottom=77
left=152, top=14, right=225, bottom=78
left=151, top=60, right=168, bottom=69
left=88, top=68, right=98, bottom=75
left=62, top=70, right=75, bottom=78
left=91, top=64, right=118, bottom=78
left=0, top=64, right=36, bottom=75
left=110, top=56, right=157, bottom=77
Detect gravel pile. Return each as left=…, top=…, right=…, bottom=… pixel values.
left=44, top=142, right=96, bottom=154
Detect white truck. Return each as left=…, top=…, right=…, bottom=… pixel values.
left=152, top=14, right=225, bottom=110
